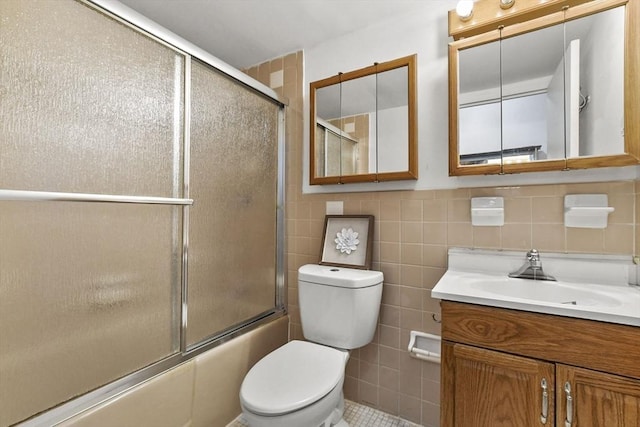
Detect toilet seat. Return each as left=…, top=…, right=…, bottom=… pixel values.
left=240, top=340, right=348, bottom=416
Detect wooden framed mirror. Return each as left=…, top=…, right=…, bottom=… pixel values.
left=310, top=54, right=418, bottom=185
left=449, top=0, right=639, bottom=176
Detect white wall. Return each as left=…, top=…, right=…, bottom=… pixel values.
left=546, top=47, right=567, bottom=160
left=579, top=6, right=625, bottom=156
left=378, top=106, right=409, bottom=172
left=302, top=1, right=638, bottom=193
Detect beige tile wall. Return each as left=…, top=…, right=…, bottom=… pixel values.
left=245, top=53, right=638, bottom=427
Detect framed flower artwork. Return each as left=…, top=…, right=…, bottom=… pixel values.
left=319, top=215, right=374, bottom=270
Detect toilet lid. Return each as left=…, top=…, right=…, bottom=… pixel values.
left=240, top=340, right=347, bottom=416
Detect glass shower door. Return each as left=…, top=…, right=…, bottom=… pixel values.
left=0, top=1, right=184, bottom=424
left=187, top=61, right=280, bottom=347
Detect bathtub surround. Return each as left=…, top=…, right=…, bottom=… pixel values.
left=245, top=52, right=638, bottom=427
left=58, top=318, right=288, bottom=427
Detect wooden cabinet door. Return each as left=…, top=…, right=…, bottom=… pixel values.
left=446, top=343, right=555, bottom=427
left=556, top=364, right=640, bottom=427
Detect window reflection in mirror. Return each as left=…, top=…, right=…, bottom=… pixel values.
left=458, top=40, right=501, bottom=165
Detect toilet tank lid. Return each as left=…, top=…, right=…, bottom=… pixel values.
left=299, top=264, right=383, bottom=288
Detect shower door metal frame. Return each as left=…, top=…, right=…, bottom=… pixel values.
left=14, top=1, right=288, bottom=425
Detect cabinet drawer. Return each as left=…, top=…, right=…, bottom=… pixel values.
left=441, top=301, right=640, bottom=380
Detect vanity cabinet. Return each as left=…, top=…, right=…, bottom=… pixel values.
left=557, top=365, right=640, bottom=426
left=447, top=344, right=555, bottom=426
left=441, top=301, right=640, bottom=426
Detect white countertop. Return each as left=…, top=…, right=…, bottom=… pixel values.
left=431, top=248, right=640, bottom=327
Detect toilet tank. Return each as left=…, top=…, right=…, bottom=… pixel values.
left=298, top=264, right=383, bottom=349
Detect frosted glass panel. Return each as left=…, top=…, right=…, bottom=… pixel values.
left=187, top=61, right=279, bottom=346
left=0, top=202, right=181, bottom=426
left=0, top=0, right=184, bottom=197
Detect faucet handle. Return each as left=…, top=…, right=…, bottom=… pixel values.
left=527, top=249, right=542, bottom=267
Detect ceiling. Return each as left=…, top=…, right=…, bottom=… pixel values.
left=116, top=0, right=433, bottom=70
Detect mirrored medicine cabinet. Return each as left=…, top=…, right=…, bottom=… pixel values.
left=309, top=54, right=418, bottom=185
left=449, top=0, right=639, bottom=176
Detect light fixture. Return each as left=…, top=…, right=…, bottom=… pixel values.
left=500, top=0, right=515, bottom=9
left=456, top=0, right=474, bottom=21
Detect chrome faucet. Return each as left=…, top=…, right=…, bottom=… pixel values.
left=509, top=249, right=556, bottom=281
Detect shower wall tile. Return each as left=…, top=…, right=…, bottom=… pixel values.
left=245, top=51, right=639, bottom=427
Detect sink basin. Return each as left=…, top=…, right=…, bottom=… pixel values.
left=468, top=277, right=623, bottom=307
left=431, top=248, right=640, bottom=327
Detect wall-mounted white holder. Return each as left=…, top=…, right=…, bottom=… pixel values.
left=471, top=197, right=504, bottom=226
left=407, top=331, right=441, bottom=364
left=564, top=194, right=614, bottom=229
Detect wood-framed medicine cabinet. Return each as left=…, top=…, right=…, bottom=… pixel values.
left=448, top=0, right=640, bottom=176
left=309, top=54, right=418, bottom=185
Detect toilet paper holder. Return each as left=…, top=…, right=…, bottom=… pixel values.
left=407, top=330, right=441, bottom=364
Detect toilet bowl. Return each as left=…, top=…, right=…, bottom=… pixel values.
left=240, top=340, right=348, bottom=427
left=239, top=264, right=384, bottom=426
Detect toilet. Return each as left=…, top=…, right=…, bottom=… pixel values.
left=239, top=264, right=384, bottom=427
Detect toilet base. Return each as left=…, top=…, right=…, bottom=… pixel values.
left=241, top=386, right=347, bottom=427
left=323, top=394, right=347, bottom=427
